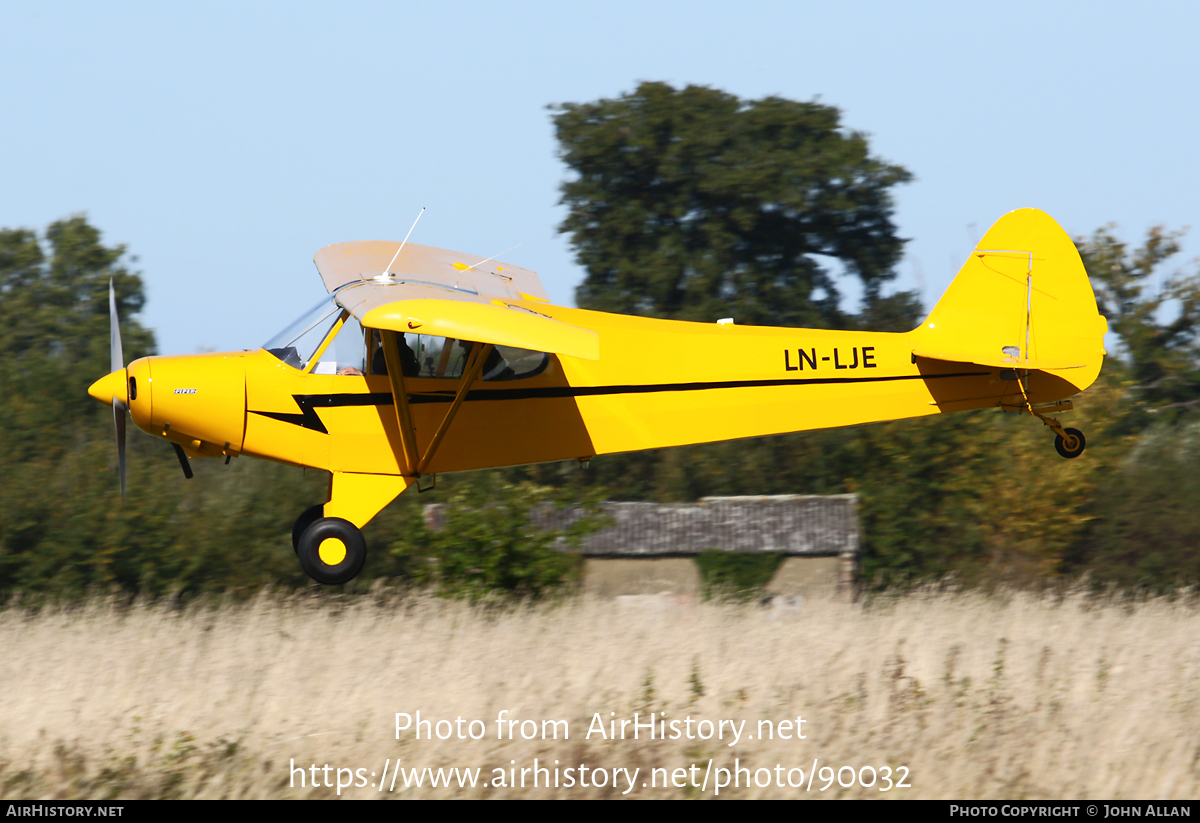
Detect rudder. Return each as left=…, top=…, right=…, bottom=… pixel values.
left=911, top=208, right=1107, bottom=393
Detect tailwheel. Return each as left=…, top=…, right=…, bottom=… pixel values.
left=292, top=505, right=324, bottom=553
left=296, top=517, right=367, bottom=585
left=1054, top=427, right=1086, bottom=459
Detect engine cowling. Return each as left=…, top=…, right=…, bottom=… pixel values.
left=130, top=352, right=247, bottom=454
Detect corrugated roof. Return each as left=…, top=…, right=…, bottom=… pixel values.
left=539, top=494, right=859, bottom=557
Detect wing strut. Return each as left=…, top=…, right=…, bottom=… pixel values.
left=379, top=334, right=495, bottom=478
left=380, top=331, right=421, bottom=476
left=417, top=343, right=494, bottom=475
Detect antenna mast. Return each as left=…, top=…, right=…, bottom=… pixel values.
left=462, top=244, right=522, bottom=276
left=377, top=207, right=426, bottom=281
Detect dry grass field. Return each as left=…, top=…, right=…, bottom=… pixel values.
left=1, top=586, right=1198, bottom=799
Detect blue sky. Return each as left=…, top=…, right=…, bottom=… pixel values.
left=2, top=1, right=1198, bottom=355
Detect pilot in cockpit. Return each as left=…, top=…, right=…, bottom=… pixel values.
left=299, top=313, right=421, bottom=378
left=362, top=330, right=419, bottom=377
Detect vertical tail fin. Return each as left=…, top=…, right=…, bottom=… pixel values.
left=910, top=208, right=1107, bottom=392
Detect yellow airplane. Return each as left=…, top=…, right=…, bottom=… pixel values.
left=87, top=208, right=1106, bottom=585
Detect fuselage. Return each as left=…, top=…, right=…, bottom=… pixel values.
left=97, top=304, right=1092, bottom=477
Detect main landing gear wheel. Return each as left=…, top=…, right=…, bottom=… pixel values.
left=292, top=505, right=324, bottom=553
left=1055, top=428, right=1086, bottom=459
left=296, top=517, right=367, bottom=585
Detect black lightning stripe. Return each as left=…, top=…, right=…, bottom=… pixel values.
left=249, top=392, right=394, bottom=434
left=407, top=370, right=991, bottom=404
left=248, top=371, right=989, bottom=432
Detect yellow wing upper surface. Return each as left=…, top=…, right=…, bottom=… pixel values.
left=313, top=240, right=549, bottom=301
left=315, top=241, right=600, bottom=359
left=331, top=280, right=600, bottom=361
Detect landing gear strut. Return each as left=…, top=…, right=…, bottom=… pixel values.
left=1005, top=371, right=1087, bottom=459
left=1027, top=405, right=1086, bottom=460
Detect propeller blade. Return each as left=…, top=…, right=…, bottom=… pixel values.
left=114, top=397, right=127, bottom=499
left=110, top=280, right=128, bottom=498
left=109, top=279, right=124, bottom=374
left=171, top=443, right=194, bottom=480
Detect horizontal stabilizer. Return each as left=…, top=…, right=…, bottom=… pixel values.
left=912, top=349, right=1086, bottom=371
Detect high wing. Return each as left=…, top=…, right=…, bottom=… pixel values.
left=313, top=240, right=549, bottom=301
left=337, top=283, right=599, bottom=361
left=313, top=240, right=600, bottom=483
left=314, top=241, right=599, bottom=361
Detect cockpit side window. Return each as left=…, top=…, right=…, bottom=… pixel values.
left=481, top=345, right=549, bottom=381
left=367, top=330, right=424, bottom=377
left=366, top=331, right=549, bottom=381
left=311, top=313, right=367, bottom=375
left=410, top=335, right=471, bottom=378
left=369, top=330, right=388, bottom=375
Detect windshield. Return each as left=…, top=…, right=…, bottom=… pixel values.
left=264, top=303, right=551, bottom=380
left=263, top=296, right=342, bottom=371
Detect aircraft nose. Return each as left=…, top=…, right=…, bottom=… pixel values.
left=87, top=369, right=128, bottom=405
left=127, top=357, right=152, bottom=431
left=145, top=353, right=246, bottom=451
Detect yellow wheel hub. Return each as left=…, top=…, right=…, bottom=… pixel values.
left=318, top=537, right=347, bottom=566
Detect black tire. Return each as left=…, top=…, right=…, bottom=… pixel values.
left=292, top=505, right=324, bottom=553
left=296, top=517, right=367, bottom=585
left=1055, top=428, right=1086, bottom=459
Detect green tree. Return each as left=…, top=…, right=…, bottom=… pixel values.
left=0, top=216, right=155, bottom=456
left=694, top=549, right=783, bottom=601
left=546, top=82, right=926, bottom=559
left=382, top=473, right=607, bottom=600
left=552, top=81, right=919, bottom=331
left=1071, top=421, right=1200, bottom=592
left=1061, top=225, right=1200, bottom=590
left=0, top=216, right=327, bottom=599
left=1078, top=225, right=1200, bottom=415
